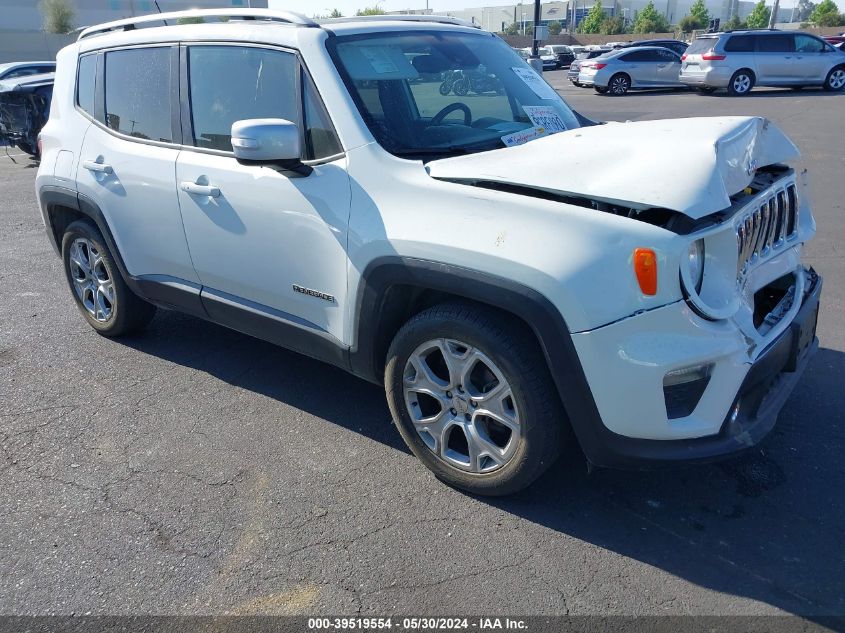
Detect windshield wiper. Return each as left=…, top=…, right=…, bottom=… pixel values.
left=392, top=141, right=503, bottom=158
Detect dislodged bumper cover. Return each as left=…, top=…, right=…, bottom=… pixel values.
left=427, top=116, right=800, bottom=219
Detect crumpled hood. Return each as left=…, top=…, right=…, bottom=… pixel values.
left=426, top=116, right=799, bottom=219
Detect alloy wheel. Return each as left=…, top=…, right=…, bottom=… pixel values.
left=733, top=74, right=751, bottom=94
left=68, top=237, right=115, bottom=322
left=403, top=338, right=521, bottom=474
left=829, top=69, right=845, bottom=90
left=610, top=76, right=629, bottom=95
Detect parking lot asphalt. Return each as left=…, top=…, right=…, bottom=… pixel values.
left=1, top=76, right=844, bottom=618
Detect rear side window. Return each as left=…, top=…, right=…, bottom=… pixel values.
left=757, top=34, right=794, bottom=52
left=623, top=50, right=659, bottom=62
left=187, top=45, right=298, bottom=152
left=656, top=48, right=679, bottom=62
left=104, top=47, right=173, bottom=142
left=686, top=37, right=718, bottom=54
left=76, top=54, right=97, bottom=116
left=724, top=35, right=755, bottom=52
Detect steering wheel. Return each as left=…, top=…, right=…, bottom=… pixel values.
left=430, top=102, right=472, bottom=127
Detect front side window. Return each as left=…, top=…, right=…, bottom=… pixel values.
left=795, top=34, right=824, bottom=53
left=329, top=31, right=580, bottom=157
left=187, top=45, right=298, bottom=152
left=104, top=47, right=172, bottom=142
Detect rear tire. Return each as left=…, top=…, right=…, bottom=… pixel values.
left=607, top=73, right=630, bottom=95
left=728, top=69, right=754, bottom=96
left=697, top=86, right=717, bottom=93
left=61, top=219, right=156, bottom=337
left=594, top=86, right=608, bottom=94
left=823, top=66, right=845, bottom=92
left=385, top=303, right=566, bottom=496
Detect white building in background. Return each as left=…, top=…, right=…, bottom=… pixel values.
left=437, top=0, right=792, bottom=33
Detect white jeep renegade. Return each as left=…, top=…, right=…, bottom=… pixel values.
left=36, top=9, right=822, bottom=495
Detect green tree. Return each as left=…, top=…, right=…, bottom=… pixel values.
left=330, top=8, right=343, bottom=18
left=504, top=21, right=520, bottom=35
left=723, top=14, right=746, bottom=29
left=745, top=0, right=771, bottom=28
left=548, top=20, right=563, bottom=35
left=39, top=0, right=75, bottom=34
left=600, top=15, right=626, bottom=33
left=579, top=0, right=606, bottom=33
left=356, top=5, right=386, bottom=15
left=689, top=0, right=709, bottom=23
left=809, top=0, right=844, bottom=25
left=632, top=1, right=670, bottom=32
left=176, top=16, right=205, bottom=24
left=679, top=14, right=704, bottom=31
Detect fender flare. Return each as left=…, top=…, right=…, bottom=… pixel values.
left=349, top=256, right=608, bottom=455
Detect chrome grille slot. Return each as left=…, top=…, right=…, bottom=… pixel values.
left=736, top=182, right=798, bottom=279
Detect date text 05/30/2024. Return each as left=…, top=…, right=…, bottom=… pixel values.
left=307, top=618, right=529, bottom=630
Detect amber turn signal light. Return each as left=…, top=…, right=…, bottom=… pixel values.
left=633, top=248, right=658, bottom=296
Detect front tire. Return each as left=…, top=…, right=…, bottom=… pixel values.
left=728, top=69, right=754, bottom=96
left=61, top=219, right=156, bottom=337
left=823, top=66, right=845, bottom=92
left=594, top=86, right=609, bottom=94
left=385, top=303, right=566, bottom=496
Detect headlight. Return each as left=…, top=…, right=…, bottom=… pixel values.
left=686, top=239, right=705, bottom=294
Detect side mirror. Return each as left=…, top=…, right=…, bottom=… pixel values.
left=230, top=118, right=310, bottom=174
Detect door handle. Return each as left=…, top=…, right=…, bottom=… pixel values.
left=82, top=160, right=113, bottom=174
left=180, top=181, right=221, bottom=198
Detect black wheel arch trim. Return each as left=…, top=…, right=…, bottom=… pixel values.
left=349, top=256, right=617, bottom=461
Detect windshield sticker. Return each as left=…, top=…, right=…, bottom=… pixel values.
left=522, top=106, right=568, bottom=134
left=359, top=46, right=399, bottom=74
left=501, top=127, right=547, bottom=147
left=511, top=66, right=558, bottom=100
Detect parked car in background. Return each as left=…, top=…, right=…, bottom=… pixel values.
left=823, top=35, right=845, bottom=46
left=620, top=39, right=688, bottom=56
left=680, top=30, right=845, bottom=94
left=535, top=46, right=558, bottom=70
left=568, top=49, right=610, bottom=86
left=579, top=46, right=685, bottom=95
left=546, top=44, right=576, bottom=68
left=0, top=61, right=56, bottom=81
left=0, top=72, right=54, bottom=157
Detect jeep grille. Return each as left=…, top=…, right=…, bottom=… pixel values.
left=737, top=183, right=798, bottom=278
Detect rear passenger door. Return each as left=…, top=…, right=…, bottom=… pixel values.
left=793, top=34, right=831, bottom=81
left=755, top=34, right=795, bottom=84
left=654, top=48, right=682, bottom=86
left=75, top=45, right=200, bottom=285
left=175, top=44, right=351, bottom=345
left=620, top=50, right=656, bottom=86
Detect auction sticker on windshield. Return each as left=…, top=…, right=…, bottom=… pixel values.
left=523, top=105, right=568, bottom=133
left=511, top=66, right=558, bottom=99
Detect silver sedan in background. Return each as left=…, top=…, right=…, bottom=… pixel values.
left=578, top=46, right=686, bottom=95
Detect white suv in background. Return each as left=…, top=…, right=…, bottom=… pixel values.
left=36, top=9, right=822, bottom=495
left=680, top=29, right=845, bottom=95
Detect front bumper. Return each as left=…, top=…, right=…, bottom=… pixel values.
left=570, top=268, right=821, bottom=468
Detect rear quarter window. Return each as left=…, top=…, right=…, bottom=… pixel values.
left=724, top=35, right=755, bottom=52
left=76, top=54, right=96, bottom=117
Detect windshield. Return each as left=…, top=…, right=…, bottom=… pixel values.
left=329, top=30, right=580, bottom=157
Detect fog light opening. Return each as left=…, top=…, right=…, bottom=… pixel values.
left=663, top=364, right=713, bottom=419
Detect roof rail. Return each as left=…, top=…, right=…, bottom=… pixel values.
left=77, top=8, right=317, bottom=40
left=320, top=14, right=482, bottom=29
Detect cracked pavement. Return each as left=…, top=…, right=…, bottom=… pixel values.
left=1, top=79, right=844, bottom=617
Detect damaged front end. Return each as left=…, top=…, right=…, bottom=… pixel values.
left=0, top=74, right=54, bottom=158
